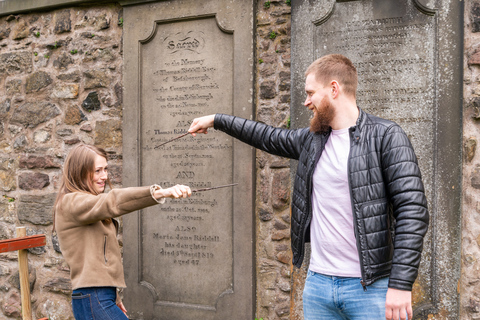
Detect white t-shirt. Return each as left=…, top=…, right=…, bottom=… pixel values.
left=309, top=127, right=361, bottom=277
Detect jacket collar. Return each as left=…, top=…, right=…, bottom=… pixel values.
left=350, top=107, right=366, bottom=143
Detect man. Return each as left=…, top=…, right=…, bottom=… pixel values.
left=188, top=54, right=429, bottom=320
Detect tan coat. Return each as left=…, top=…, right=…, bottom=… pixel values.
left=55, top=186, right=162, bottom=290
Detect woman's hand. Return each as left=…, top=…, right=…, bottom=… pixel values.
left=155, top=184, right=192, bottom=199
left=117, top=301, right=127, bottom=315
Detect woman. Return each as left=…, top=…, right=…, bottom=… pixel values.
left=53, top=144, right=191, bottom=319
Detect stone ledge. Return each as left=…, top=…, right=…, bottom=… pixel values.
left=0, top=0, right=113, bottom=17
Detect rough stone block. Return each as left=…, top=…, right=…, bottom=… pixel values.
left=44, top=277, right=72, bottom=294
left=54, top=9, right=71, bottom=34
left=83, top=69, right=110, bottom=89
left=25, top=71, right=53, bottom=93
left=94, top=119, right=122, bottom=149
left=0, top=51, right=32, bottom=75
left=11, top=102, right=60, bottom=128
left=11, top=20, right=29, bottom=40
left=65, top=105, right=87, bottom=125
left=272, top=169, right=290, bottom=210
left=18, top=172, right=50, bottom=190
left=17, top=194, right=56, bottom=225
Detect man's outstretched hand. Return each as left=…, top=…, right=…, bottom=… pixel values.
left=188, top=115, right=215, bottom=136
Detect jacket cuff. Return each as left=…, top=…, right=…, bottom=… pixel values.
left=150, top=184, right=166, bottom=204
left=387, top=278, right=413, bottom=291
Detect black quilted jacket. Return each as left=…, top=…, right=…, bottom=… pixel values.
left=214, top=108, right=429, bottom=291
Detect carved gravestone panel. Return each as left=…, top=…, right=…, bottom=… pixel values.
left=121, top=1, right=254, bottom=319
left=292, top=0, right=462, bottom=319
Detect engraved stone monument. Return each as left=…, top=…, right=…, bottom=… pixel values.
left=121, top=1, right=254, bottom=318
left=291, top=0, right=462, bottom=319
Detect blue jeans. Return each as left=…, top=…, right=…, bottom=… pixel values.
left=303, top=270, right=388, bottom=319
left=71, top=287, right=128, bottom=320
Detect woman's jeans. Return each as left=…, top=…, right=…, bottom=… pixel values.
left=303, top=270, right=389, bottom=319
left=71, top=287, right=128, bottom=320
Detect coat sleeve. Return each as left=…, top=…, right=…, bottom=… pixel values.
left=381, top=124, right=429, bottom=291
left=214, top=113, right=309, bottom=160
left=60, top=187, right=159, bottom=226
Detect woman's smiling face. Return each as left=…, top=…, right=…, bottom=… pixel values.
left=92, top=154, right=108, bottom=194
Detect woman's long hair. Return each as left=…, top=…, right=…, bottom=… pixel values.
left=53, top=144, right=113, bottom=231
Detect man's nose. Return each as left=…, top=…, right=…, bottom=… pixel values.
left=304, top=97, right=311, bottom=106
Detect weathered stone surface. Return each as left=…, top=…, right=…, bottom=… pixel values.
left=6, top=79, right=21, bottom=95
left=0, top=166, right=16, bottom=192
left=0, top=99, right=11, bottom=119
left=84, top=48, right=115, bottom=62
left=9, top=265, right=36, bottom=292
left=18, top=172, right=50, bottom=190
left=472, top=165, right=480, bottom=189
left=114, top=82, right=123, bottom=105
left=56, top=128, right=73, bottom=137
left=274, top=303, right=290, bottom=317
left=80, top=123, right=93, bottom=132
left=82, top=91, right=101, bottom=111
left=51, top=83, right=79, bottom=99
left=0, top=222, right=13, bottom=240
left=0, top=25, right=11, bottom=41
left=25, top=71, right=53, bottom=93
left=259, top=207, right=274, bottom=221
left=10, top=102, right=60, bottom=128
left=44, top=277, right=72, bottom=294
left=0, top=51, right=32, bottom=75
left=468, top=49, right=480, bottom=66
left=472, top=2, right=480, bottom=33
left=465, top=137, right=477, bottom=162
left=17, top=194, right=56, bottom=225
left=276, top=250, right=291, bottom=264
left=57, top=70, right=81, bottom=82
left=52, top=233, right=61, bottom=253
left=35, top=296, right=75, bottom=320
left=13, top=135, right=27, bottom=149
left=46, top=38, right=69, bottom=50
left=272, top=169, right=290, bottom=210
left=84, top=69, right=110, bottom=89
left=65, top=104, right=87, bottom=125
left=260, top=80, right=276, bottom=99
left=273, top=218, right=289, bottom=230
left=107, top=164, right=122, bottom=184
left=0, top=157, right=16, bottom=171
left=2, top=291, right=21, bottom=318
left=33, top=130, right=51, bottom=144
left=11, top=20, right=29, bottom=40
left=94, top=14, right=110, bottom=30
left=65, top=137, right=81, bottom=145
left=54, top=9, right=71, bottom=34
left=95, top=119, right=122, bottom=149
left=53, top=52, right=74, bottom=70
left=271, top=229, right=290, bottom=241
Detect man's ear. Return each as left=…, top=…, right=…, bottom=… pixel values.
left=330, top=80, right=340, bottom=98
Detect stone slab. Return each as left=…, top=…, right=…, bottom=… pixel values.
left=121, top=1, right=254, bottom=319
left=291, top=0, right=463, bottom=318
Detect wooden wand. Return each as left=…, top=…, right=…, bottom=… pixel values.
left=155, top=132, right=189, bottom=149
left=192, top=183, right=238, bottom=193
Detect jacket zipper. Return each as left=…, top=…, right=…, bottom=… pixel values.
left=348, top=127, right=367, bottom=291
left=299, top=133, right=327, bottom=266
left=103, top=235, right=108, bottom=264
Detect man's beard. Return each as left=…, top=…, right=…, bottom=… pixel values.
left=309, top=96, right=335, bottom=134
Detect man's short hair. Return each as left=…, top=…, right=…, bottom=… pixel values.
left=305, top=54, right=358, bottom=98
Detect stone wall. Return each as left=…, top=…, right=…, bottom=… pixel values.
left=0, top=4, right=123, bottom=319
left=463, top=1, right=480, bottom=319
left=255, top=1, right=293, bottom=319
